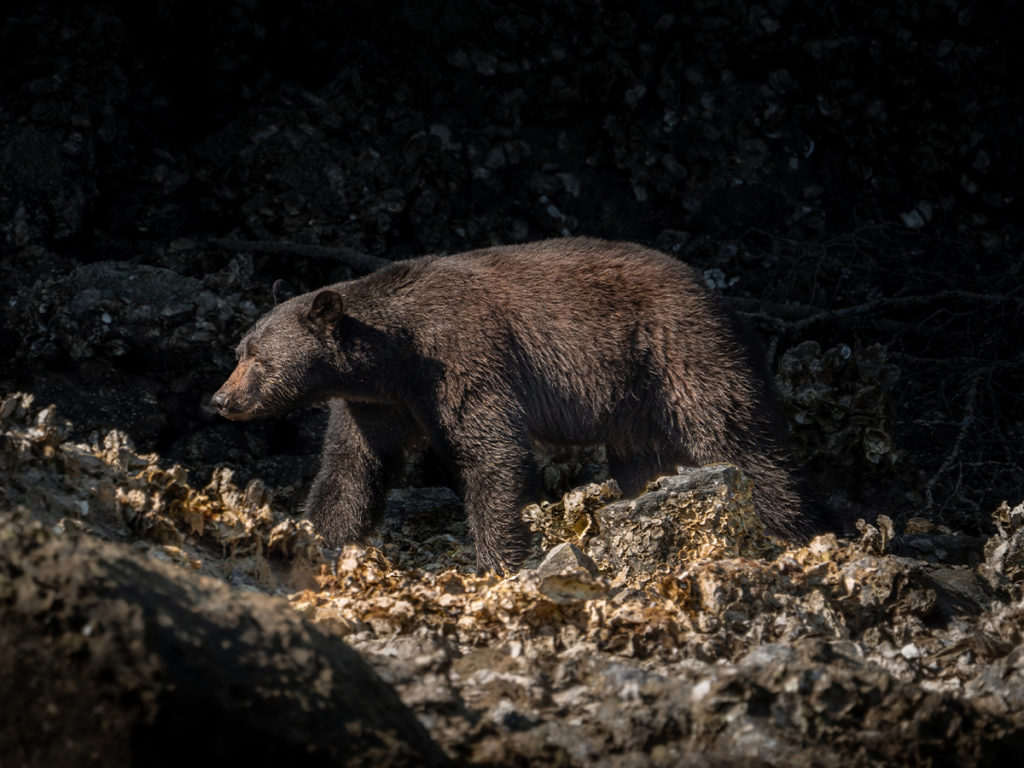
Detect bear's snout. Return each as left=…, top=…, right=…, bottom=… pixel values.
left=212, top=359, right=262, bottom=420
left=211, top=388, right=255, bottom=420
left=211, top=389, right=231, bottom=412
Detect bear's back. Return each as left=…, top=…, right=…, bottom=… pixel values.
left=346, top=238, right=723, bottom=364
left=370, top=237, right=707, bottom=322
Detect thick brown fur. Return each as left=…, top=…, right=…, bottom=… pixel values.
left=213, top=238, right=817, bottom=573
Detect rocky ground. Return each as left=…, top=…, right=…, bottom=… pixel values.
left=2, top=1, right=1022, bottom=765
left=3, top=392, right=1023, bottom=765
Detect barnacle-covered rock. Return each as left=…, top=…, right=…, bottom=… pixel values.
left=18, top=259, right=257, bottom=367
left=981, top=501, right=1024, bottom=595
left=585, top=465, right=780, bottom=572
left=0, top=392, right=324, bottom=589
left=777, top=340, right=901, bottom=467
left=527, top=465, right=778, bottom=574
left=523, top=478, right=621, bottom=550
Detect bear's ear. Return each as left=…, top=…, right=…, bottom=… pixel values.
left=307, top=289, right=344, bottom=327
left=272, top=279, right=296, bottom=305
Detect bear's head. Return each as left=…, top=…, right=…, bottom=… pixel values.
left=213, top=289, right=350, bottom=421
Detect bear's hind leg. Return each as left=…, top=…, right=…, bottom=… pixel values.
left=305, top=401, right=416, bottom=548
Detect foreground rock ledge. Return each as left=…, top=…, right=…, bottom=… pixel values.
left=0, top=512, right=449, bottom=768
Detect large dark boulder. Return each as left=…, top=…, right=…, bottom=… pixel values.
left=0, top=514, right=449, bottom=767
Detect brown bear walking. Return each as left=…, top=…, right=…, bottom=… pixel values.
left=213, top=238, right=815, bottom=573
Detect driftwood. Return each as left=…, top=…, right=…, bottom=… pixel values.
left=0, top=515, right=449, bottom=768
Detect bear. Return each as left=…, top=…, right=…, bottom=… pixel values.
left=212, top=237, right=816, bottom=573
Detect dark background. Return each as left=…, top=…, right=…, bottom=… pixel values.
left=1, top=0, right=1021, bottom=532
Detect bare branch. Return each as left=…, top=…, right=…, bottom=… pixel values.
left=725, top=290, right=1017, bottom=331
left=923, top=352, right=1024, bottom=511
left=208, top=238, right=390, bottom=274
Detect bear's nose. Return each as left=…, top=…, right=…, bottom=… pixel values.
left=211, top=391, right=229, bottom=410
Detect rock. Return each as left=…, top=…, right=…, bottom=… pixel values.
left=533, top=543, right=606, bottom=603
left=523, top=478, right=621, bottom=551
left=891, top=532, right=986, bottom=564
left=536, top=542, right=599, bottom=577
left=776, top=341, right=900, bottom=468
left=0, top=512, right=449, bottom=767
left=982, top=501, right=1024, bottom=592
left=965, top=646, right=1024, bottom=716
left=585, top=465, right=781, bottom=573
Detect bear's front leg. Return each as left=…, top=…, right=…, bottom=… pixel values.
left=305, top=400, right=415, bottom=548
left=458, top=448, right=540, bottom=574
